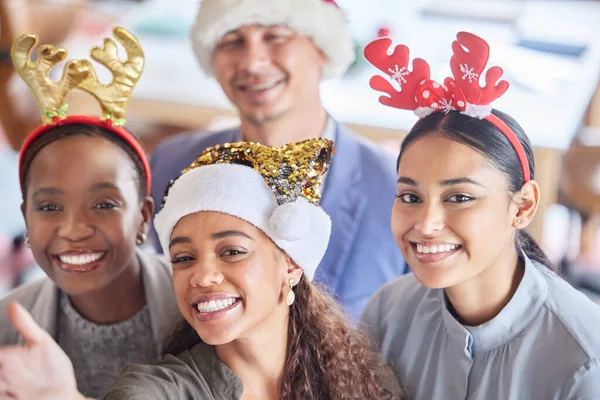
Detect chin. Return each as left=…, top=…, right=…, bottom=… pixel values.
left=195, top=327, right=237, bottom=346
left=410, top=265, right=459, bottom=289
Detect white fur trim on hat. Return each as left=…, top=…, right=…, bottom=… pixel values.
left=154, top=163, right=331, bottom=281
left=190, top=0, right=355, bottom=79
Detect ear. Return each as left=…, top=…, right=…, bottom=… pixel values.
left=280, top=252, right=304, bottom=288
left=20, top=202, right=27, bottom=229
left=512, top=180, right=540, bottom=229
left=138, top=196, right=154, bottom=236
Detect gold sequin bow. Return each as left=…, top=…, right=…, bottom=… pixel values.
left=11, top=27, right=144, bottom=125
left=167, top=139, right=334, bottom=207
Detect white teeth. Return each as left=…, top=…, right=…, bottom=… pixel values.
left=246, top=81, right=278, bottom=91
left=58, top=253, right=103, bottom=265
left=416, top=244, right=459, bottom=254
left=196, top=298, right=238, bottom=313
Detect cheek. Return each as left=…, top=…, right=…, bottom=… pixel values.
left=213, top=55, right=235, bottom=81
left=172, top=270, right=192, bottom=309
left=239, top=257, right=281, bottom=310
left=447, top=204, right=510, bottom=249
left=391, top=204, right=412, bottom=238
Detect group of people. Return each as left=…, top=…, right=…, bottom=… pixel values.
left=0, top=0, right=599, bottom=399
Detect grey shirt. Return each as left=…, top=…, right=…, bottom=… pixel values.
left=361, top=255, right=600, bottom=400
left=57, top=292, right=158, bottom=398
left=104, top=341, right=244, bottom=400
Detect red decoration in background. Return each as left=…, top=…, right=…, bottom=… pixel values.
left=378, top=27, right=390, bottom=38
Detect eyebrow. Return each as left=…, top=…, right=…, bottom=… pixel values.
left=169, top=230, right=253, bottom=250
left=211, top=230, right=253, bottom=241
left=439, top=177, right=484, bottom=188
left=89, top=182, right=121, bottom=192
left=32, top=187, right=63, bottom=199
left=169, top=236, right=192, bottom=249
left=397, top=176, right=484, bottom=187
left=397, top=177, right=417, bottom=186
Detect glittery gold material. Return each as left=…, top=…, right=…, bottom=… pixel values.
left=163, top=139, right=334, bottom=207
left=11, top=27, right=144, bottom=125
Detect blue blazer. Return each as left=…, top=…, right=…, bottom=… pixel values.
left=149, top=121, right=407, bottom=318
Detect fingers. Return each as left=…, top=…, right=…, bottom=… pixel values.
left=6, top=302, right=46, bottom=347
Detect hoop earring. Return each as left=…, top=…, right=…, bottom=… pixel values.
left=285, top=278, right=295, bottom=306
left=24, top=236, right=31, bottom=248
left=136, top=233, right=148, bottom=246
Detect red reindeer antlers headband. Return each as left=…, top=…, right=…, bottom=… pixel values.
left=364, top=31, right=530, bottom=182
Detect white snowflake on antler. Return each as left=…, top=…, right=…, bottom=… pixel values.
left=459, top=64, right=479, bottom=83
left=388, top=64, right=409, bottom=87
left=438, top=98, right=455, bottom=114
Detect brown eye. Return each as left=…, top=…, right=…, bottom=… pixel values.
left=396, top=193, right=421, bottom=204
left=446, top=194, right=475, bottom=203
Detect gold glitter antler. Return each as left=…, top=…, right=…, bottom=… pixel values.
left=77, top=27, right=144, bottom=123
left=11, top=34, right=91, bottom=124
left=184, top=139, right=334, bottom=205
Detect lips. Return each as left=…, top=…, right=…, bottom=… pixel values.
left=190, top=293, right=242, bottom=322
left=52, top=251, right=107, bottom=273
left=410, top=242, right=462, bottom=264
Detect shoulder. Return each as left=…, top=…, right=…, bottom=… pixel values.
left=104, top=343, right=239, bottom=400
left=0, top=278, right=51, bottom=344
left=560, top=358, right=600, bottom=399
left=538, top=266, right=600, bottom=360
left=361, top=273, right=432, bottom=339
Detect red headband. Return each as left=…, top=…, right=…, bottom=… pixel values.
left=13, top=27, right=152, bottom=195
left=19, top=115, right=152, bottom=196
left=364, top=31, right=530, bottom=182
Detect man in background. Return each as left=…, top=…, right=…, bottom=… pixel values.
left=149, top=0, right=407, bottom=318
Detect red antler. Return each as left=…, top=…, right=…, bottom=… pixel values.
left=450, top=31, right=508, bottom=105
left=364, top=37, right=431, bottom=110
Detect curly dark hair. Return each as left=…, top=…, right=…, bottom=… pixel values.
left=164, top=278, right=401, bottom=399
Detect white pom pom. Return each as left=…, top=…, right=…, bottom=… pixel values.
left=268, top=202, right=311, bottom=242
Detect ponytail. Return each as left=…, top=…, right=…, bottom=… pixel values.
left=515, top=230, right=554, bottom=271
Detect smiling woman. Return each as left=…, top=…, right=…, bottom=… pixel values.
left=103, top=139, right=402, bottom=400
left=0, top=28, right=180, bottom=399
left=360, top=31, right=600, bottom=399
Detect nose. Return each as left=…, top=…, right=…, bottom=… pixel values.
left=414, top=202, right=445, bottom=235
left=57, top=209, right=95, bottom=242
left=190, top=262, right=225, bottom=288
left=238, top=37, right=270, bottom=74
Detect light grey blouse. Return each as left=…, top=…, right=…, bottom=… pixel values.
left=361, top=255, right=600, bottom=400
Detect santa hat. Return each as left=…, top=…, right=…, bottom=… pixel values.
left=190, top=0, right=355, bottom=79
left=155, top=139, right=334, bottom=281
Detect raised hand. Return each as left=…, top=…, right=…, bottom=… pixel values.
left=0, top=302, right=87, bottom=400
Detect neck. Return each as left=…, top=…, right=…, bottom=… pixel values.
left=68, top=253, right=146, bottom=324
left=216, top=307, right=289, bottom=399
left=445, top=241, right=525, bottom=326
left=240, top=105, right=328, bottom=147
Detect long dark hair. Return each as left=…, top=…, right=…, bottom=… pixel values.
left=164, top=279, right=400, bottom=399
left=398, top=109, right=553, bottom=270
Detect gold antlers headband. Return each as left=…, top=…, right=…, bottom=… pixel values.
left=12, top=26, right=144, bottom=125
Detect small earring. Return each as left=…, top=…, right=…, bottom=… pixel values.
left=136, top=233, right=148, bottom=246
left=24, top=236, right=31, bottom=248
left=516, top=218, right=522, bottom=224
left=285, top=278, right=295, bottom=306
